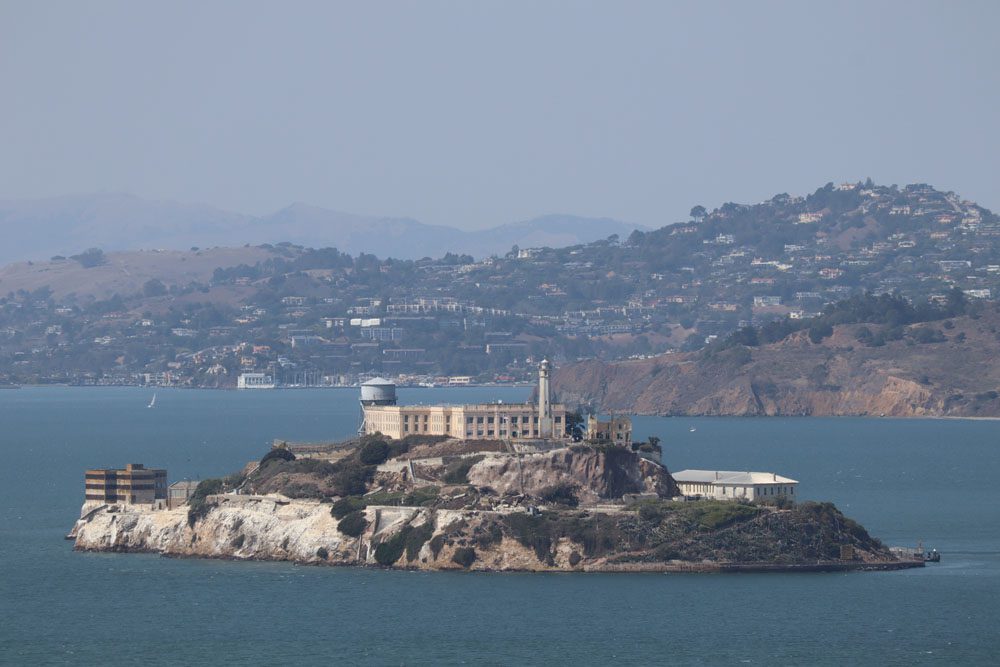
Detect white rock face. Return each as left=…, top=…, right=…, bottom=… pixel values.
left=74, top=496, right=359, bottom=564
left=71, top=495, right=571, bottom=571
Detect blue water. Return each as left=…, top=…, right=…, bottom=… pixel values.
left=2, top=387, right=999, bottom=665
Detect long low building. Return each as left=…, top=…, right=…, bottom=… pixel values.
left=673, top=469, right=798, bottom=501
left=362, top=360, right=568, bottom=441
left=364, top=402, right=568, bottom=440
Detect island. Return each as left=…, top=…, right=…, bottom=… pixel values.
left=69, top=366, right=923, bottom=573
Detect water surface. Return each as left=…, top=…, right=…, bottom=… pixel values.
left=1, top=387, right=998, bottom=665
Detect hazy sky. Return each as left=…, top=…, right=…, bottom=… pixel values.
left=1, top=1, right=998, bottom=230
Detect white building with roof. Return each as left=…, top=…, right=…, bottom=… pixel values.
left=673, top=470, right=798, bottom=501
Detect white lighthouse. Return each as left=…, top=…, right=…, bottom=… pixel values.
left=538, top=359, right=553, bottom=438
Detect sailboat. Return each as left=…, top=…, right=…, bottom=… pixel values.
left=147, top=393, right=157, bottom=409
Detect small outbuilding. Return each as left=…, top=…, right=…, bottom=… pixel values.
left=167, top=480, right=201, bottom=509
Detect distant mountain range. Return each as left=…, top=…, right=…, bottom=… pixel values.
left=0, top=193, right=644, bottom=265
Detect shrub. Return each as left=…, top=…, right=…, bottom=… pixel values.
left=538, top=482, right=580, bottom=507
left=404, top=522, right=435, bottom=561
left=808, top=322, right=833, bottom=344
left=443, top=455, right=485, bottom=484
left=337, top=510, right=368, bottom=537
left=374, top=530, right=407, bottom=566
left=688, top=501, right=759, bottom=530
left=359, top=440, right=390, bottom=466
left=316, top=547, right=329, bottom=560
left=504, top=513, right=552, bottom=562
left=638, top=502, right=667, bottom=523
left=475, top=521, right=504, bottom=549
left=71, top=247, right=106, bottom=268
left=190, top=478, right=224, bottom=504
left=429, top=535, right=446, bottom=558
left=279, top=482, right=323, bottom=499
left=451, top=547, right=476, bottom=568
left=331, top=461, right=376, bottom=496
left=405, top=486, right=440, bottom=506
left=331, top=496, right=368, bottom=518
left=911, top=327, right=946, bottom=344
left=260, top=447, right=295, bottom=467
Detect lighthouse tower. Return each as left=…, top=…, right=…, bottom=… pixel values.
left=538, top=359, right=553, bottom=438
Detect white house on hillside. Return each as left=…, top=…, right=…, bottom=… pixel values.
left=673, top=470, right=798, bottom=501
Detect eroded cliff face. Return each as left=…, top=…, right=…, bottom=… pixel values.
left=465, top=447, right=677, bottom=503
left=553, top=315, right=1000, bottom=417
left=71, top=497, right=604, bottom=571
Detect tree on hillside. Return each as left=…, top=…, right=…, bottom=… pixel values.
left=71, top=248, right=106, bottom=268
left=689, top=205, right=707, bottom=220
left=143, top=279, right=168, bottom=297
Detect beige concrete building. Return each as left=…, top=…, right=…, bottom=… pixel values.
left=363, top=402, right=568, bottom=440
left=362, top=360, right=567, bottom=441
left=168, top=480, right=201, bottom=509
left=673, top=470, right=798, bottom=501
left=586, top=415, right=632, bottom=444
left=85, top=463, right=168, bottom=506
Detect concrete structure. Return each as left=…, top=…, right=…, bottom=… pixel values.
left=85, top=463, right=167, bottom=506
left=673, top=470, right=798, bottom=501
left=586, top=415, right=632, bottom=444
left=362, top=361, right=567, bottom=441
left=168, top=480, right=201, bottom=509
left=537, top=359, right=553, bottom=438
left=237, top=372, right=275, bottom=389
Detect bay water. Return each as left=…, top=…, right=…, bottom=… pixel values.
left=1, top=387, right=998, bottom=665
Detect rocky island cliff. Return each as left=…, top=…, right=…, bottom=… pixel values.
left=553, top=305, right=1000, bottom=418
left=71, top=438, right=920, bottom=573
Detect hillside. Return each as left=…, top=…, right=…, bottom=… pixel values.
left=552, top=306, right=1000, bottom=417
left=3, top=179, right=1000, bottom=388
left=0, top=193, right=640, bottom=264
left=0, top=246, right=279, bottom=302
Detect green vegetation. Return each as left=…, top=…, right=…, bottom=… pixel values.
left=404, top=522, right=435, bottom=561
left=330, top=487, right=440, bottom=518
left=502, top=511, right=622, bottom=562
left=686, top=501, right=760, bottom=530
left=186, top=477, right=225, bottom=527
left=259, top=447, right=295, bottom=467
left=712, top=290, right=973, bottom=354
left=336, top=510, right=368, bottom=537
left=442, top=456, right=485, bottom=484
left=451, top=547, right=476, bottom=568
left=249, top=448, right=377, bottom=499
left=358, top=439, right=390, bottom=465
left=374, top=530, right=408, bottom=566
left=538, top=482, right=580, bottom=507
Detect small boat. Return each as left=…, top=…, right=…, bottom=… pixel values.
left=147, top=393, right=157, bottom=409
left=689, top=427, right=697, bottom=433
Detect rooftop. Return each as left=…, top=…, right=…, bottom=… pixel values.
left=673, top=469, right=798, bottom=485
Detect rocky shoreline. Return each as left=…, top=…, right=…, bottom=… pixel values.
left=70, top=493, right=921, bottom=574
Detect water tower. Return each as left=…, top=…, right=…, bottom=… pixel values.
left=360, top=377, right=397, bottom=406
left=359, top=377, right=397, bottom=434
